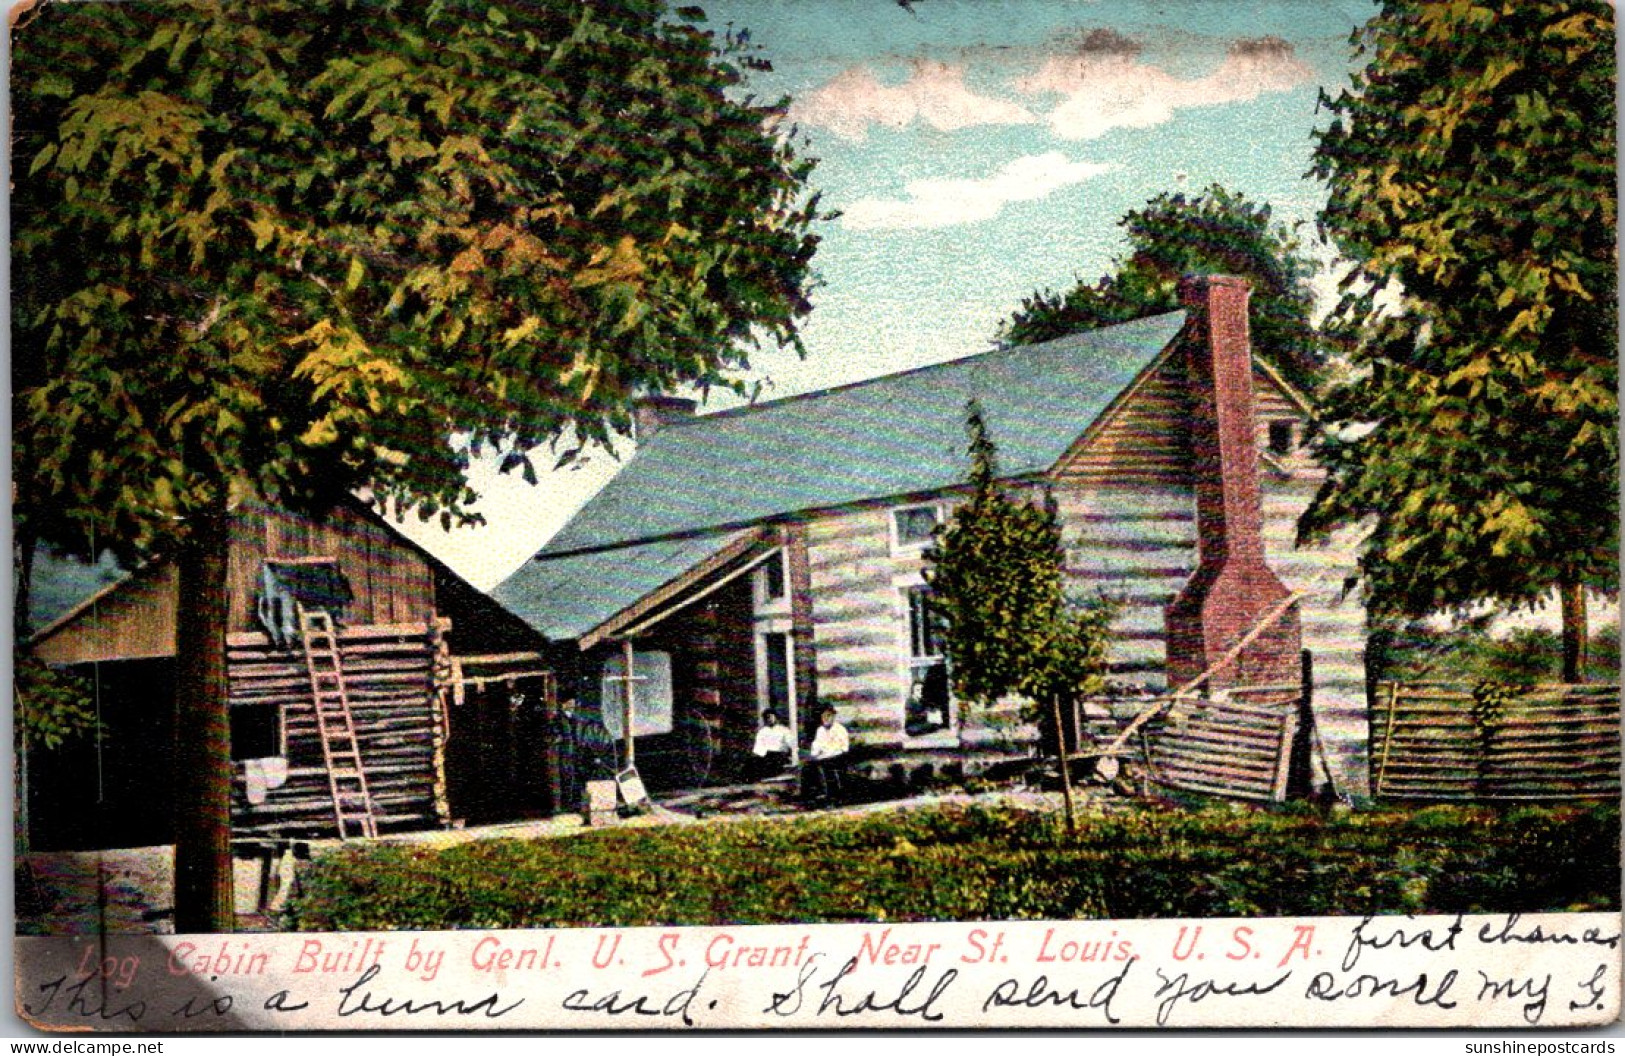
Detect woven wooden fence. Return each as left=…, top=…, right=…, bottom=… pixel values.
left=1141, top=685, right=1305, bottom=802
left=1370, top=681, right=1620, bottom=802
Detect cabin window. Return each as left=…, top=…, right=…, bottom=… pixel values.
left=600, top=650, right=675, bottom=738
left=904, top=585, right=951, bottom=737
left=1267, top=419, right=1297, bottom=456
left=762, top=632, right=792, bottom=714
left=229, top=703, right=283, bottom=762
left=256, top=558, right=354, bottom=651
left=752, top=549, right=797, bottom=749
left=753, top=550, right=788, bottom=612
left=891, top=504, right=941, bottom=552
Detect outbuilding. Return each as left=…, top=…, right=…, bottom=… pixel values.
left=24, top=498, right=557, bottom=849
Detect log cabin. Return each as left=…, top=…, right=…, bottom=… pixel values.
left=493, top=277, right=1372, bottom=796
left=23, top=499, right=556, bottom=850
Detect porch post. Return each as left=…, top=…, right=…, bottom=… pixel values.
left=787, top=637, right=800, bottom=765
left=621, top=638, right=636, bottom=769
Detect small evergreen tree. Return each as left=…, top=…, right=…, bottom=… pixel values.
left=925, top=401, right=1115, bottom=831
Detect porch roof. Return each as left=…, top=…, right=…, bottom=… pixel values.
left=492, top=530, right=761, bottom=643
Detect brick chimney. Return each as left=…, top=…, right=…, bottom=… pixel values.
left=1164, top=275, right=1302, bottom=691
left=631, top=395, right=698, bottom=441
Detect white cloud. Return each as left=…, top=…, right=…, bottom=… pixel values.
left=1016, top=36, right=1313, bottom=141
left=794, top=36, right=1313, bottom=145
left=792, top=60, right=1035, bottom=140
left=843, top=151, right=1113, bottom=231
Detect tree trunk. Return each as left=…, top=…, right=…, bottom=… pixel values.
left=172, top=504, right=235, bottom=933
left=1559, top=578, right=1588, bottom=684
left=1050, top=695, right=1076, bottom=837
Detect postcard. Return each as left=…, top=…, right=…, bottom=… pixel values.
left=11, top=0, right=1620, bottom=1035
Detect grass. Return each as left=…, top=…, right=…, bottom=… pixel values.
left=281, top=800, right=1620, bottom=931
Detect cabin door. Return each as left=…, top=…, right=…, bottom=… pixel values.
left=751, top=551, right=798, bottom=762
left=755, top=630, right=798, bottom=760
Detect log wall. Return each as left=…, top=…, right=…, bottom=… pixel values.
left=1262, top=481, right=1370, bottom=794
left=1052, top=480, right=1367, bottom=795
left=804, top=505, right=915, bottom=747
left=226, top=622, right=444, bottom=839
left=797, top=360, right=1367, bottom=793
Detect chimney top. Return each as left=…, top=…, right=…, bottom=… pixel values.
left=1179, top=273, right=1252, bottom=305
left=632, top=395, right=698, bottom=441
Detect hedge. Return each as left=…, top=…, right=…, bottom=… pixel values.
left=281, top=801, right=1619, bottom=931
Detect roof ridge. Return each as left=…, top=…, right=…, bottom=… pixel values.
left=662, top=309, right=1189, bottom=430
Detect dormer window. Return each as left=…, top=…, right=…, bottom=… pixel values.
left=891, top=504, right=941, bottom=553
left=1267, top=420, right=1297, bottom=456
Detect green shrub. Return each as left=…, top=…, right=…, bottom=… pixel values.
left=1376, top=620, right=1620, bottom=685
left=281, top=801, right=1619, bottom=930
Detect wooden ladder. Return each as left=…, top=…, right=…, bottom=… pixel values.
left=296, top=603, right=379, bottom=840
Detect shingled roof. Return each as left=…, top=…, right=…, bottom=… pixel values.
left=494, top=310, right=1190, bottom=641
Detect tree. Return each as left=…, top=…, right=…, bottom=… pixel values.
left=924, top=402, right=1114, bottom=833
left=12, top=0, right=823, bottom=930
left=1300, top=0, right=1616, bottom=682
left=998, top=184, right=1323, bottom=391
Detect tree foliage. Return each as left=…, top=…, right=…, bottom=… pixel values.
left=14, top=657, right=97, bottom=752
left=924, top=402, right=1114, bottom=718
left=12, top=0, right=824, bottom=562
left=11, top=0, right=825, bottom=929
left=1299, top=0, right=1616, bottom=660
left=999, top=184, right=1323, bottom=390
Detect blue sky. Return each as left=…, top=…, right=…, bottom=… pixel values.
left=397, top=0, right=1377, bottom=588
